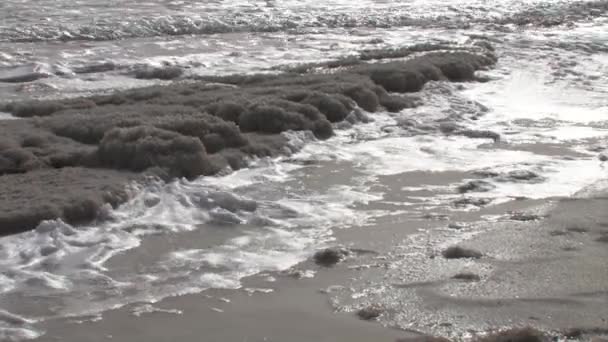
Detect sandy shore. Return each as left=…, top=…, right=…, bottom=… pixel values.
left=28, top=161, right=608, bottom=341
left=2, top=0, right=608, bottom=341
left=35, top=262, right=409, bottom=342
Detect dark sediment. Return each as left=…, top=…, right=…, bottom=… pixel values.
left=564, top=327, right=608, bottom=339
left=475, top=327, right=549, bottom=342
left=453, top=197, right=493, bottom=208
left=457, top=180, right=496, bottom=193
left=0, top=47, right=495, bottom=235
left=459, top=129, right=500, bottom=142
left=441, top=246, right=483, bottom=259
left=356, top=304, right=384, bottom=321
left=398, top=328, right=551, bottom=342
left=596, top=235, right=608, bottom=243
left=474, top=170, right=544, bottom=184
left=73, top=62, right=118, bottom=74
left=502, top=170, right=542, bottom=182
left=448, top=222, right=467, bottom=230
left=0, top=168, right=136, bottom=237
left=132, top=66, right=184, bottom=80
left=509, top=212, right=543, bottom=222
left=397, top=337, right=451, bottom=342
left=452, top=272, right=481, bottom=281
left=566, top=225, right=589, bottom=233
left=313, top=247, right=350, bottom=267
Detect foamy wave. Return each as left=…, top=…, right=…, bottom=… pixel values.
left=1, top=0, right=606, bottom=43
left=0, top=13, right=440, bottom=43
left=0, top=150, right=380, bottom=339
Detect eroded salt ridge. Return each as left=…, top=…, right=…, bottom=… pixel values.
left=0, top=46, right=496, bottom=235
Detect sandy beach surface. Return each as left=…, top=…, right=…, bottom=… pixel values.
left=29, top=165, right=608, bottom=341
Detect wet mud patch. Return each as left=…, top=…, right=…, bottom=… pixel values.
left=313, top=247, right=351, bottom=267
left=476, top=327, right=550, bottom=342
left=566, top=226, right=589, bottom=234
left=442, top=246, right=483, bottom=259
left=508, top=212, right=544, bottom=222
left=596, top=234, right=608, bottom=243
left=398, top=337, right=452, bottom=342
left=356, top=304, right=385, bottom=321
left=453, top=197, right=493, bottom=208
left=132, top=66, right=184, bottom=80
left=452, top=272, right=481, bottom=282
left=563, top=327, right=608, bottom=340
left=458, top=180, right=496, bottom=194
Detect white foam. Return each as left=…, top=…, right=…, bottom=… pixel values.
left=471, top=69, right=606, bottom=124
left=131, top=304, right=183, bottom=317
left=199, top=273, right=241, bottom=289
left=438, top=157, right=607, bottom=208
left=490, top=158, right=606, bottom=199
left=296, top=132, right=548, bottom=176
left=0, top=112, right=18, bottom=120
left=0, top=327, right=41, bottom=342
left=0, top=148, right=383, bottom=337
left=196, top=158, right=301, bottom=189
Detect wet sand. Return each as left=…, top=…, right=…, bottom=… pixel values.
left=328, top=172, right=608, bottom=339
left=30, top=163, right=608, bottom=341
left=35, top=255, right=410, bottom=342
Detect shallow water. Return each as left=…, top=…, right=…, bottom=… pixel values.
left=1, top=0, right=608, bottom=340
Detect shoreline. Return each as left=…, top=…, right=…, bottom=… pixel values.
left=29, top=172, right=608, bottom=342
left=2, top=24, right=607, bottom=340
left=1, top=1, right=608, bottom=341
